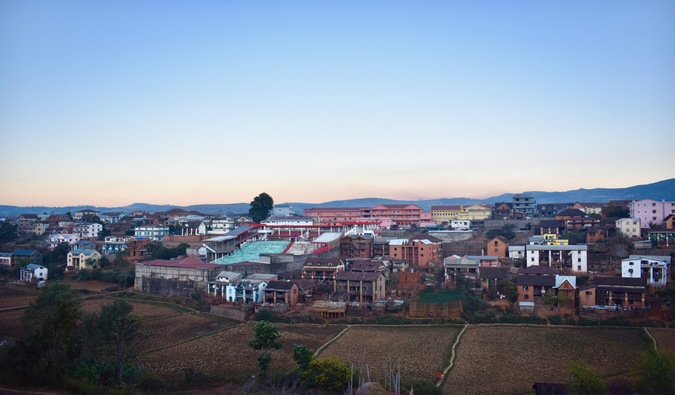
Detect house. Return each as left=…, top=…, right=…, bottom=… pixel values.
left=665, top=214, right=675, bottom=230
left=208, top=271, right=244, bottom=297
left=340, top=234, right=374, bottom=259
left=12, top=250, right=43, bottom=265
left=67, top=249, right=102, bottom=270
left=516, top=267, right=574, bottom=311
left=555, top=209, right=600, bottom=230
left=513, top=194, right=536, bottom=215
left=480, top=267, right=509, bottom=290
left=465, top=255, right=500, bottom=267
left=302, top=257, right=345, bottom=282
left=450, top=220, right=471, bottom=230
left=225, top=278, right=268, bottom=303
left=263, top=280, right=300, bottom=306
left=454, top=205, right=492, bottom=221
left=0, top=252, right=12, bottom=267
left=487, top=236, right=509, bottom=258
left=72, top=239, right=98, bottom=251
left=102, top=236, right=129, bottom=255
left=580, top=277, right=647, bottom=307
left=629, top=199, right=675, bottom=229
left=621, top=255, right=670, bottom=287
left=444, top=255, right=481, bottom=281
left=492, top=202, right=513, bottom=219
left=19, top=264, right=48, bottom=283
left=74, top=222, right=103, bottom=239
left=49, top=233, right=81, bottom=250
left=16, top=214, right=40, bottom=235
left=572, top=202, right=604, bottom=215
left=615, top=218, right=641, bottom=239
left=134, top=225, right=170, bottom=241
left=585, top=226, right=610, bottom=244
left=73, top=209, right=100, bottom=220
left=135, top=255, right=221, bottom=296
left=389, top=234, right=442, bottom=267
left=334, top=271, right=386, bottom=303
left=127, top=238, right=152, bottom=259
left=524, top=244, right=588, bottom=273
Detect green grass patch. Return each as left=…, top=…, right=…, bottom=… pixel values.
left=417, top=289, right=463, bottom=303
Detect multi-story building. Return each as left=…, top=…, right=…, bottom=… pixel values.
left=134, top=225, right=170, bottom=241
left=304, top=207, right=370, bottom=224
left=302, top=257, right=345, bottom=282
left=389, top=234, right=442, bottom=267
left=629, top=199, right=675, bottom=229
left=74, top=222, right=103, bottom=238
left=73, top=209, right=100, bottom=221
left=430, top=205, right=463, bottom=225
left=513, top=194, right=536, bottom=215
left=12, top=249, right=43, bottom=265
left=615, top=218, right=642, bottom=239
left=49, top=233, right=81, bottom=250
left=67, top=249, right=102, bottom=270
left=621, top=255, right=670, bottom=287
left=102, top=236, right=130, bottom=255
left=525, top=244, right=588, bottom=273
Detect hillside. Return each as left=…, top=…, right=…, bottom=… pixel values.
left=1, top=178, right=673, bottom=216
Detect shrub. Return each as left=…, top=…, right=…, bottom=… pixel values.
left=302, top=358, right=350, bottom=391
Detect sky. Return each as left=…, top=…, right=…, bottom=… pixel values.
left=1, top=0, right=674, bottom=207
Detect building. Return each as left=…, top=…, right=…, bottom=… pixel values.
left=135, top=255, right=221, bottom=296
left=629, top=199, right=675, bottom=229
left=430, top=205, right=463, bottom=225
left=388, top=234, right=442, bottom=267
left=615, top=218, right=642, bottom=239
left=0, top=252, right=12, bottom=267
left=225, top=278, right=268, bottom=303
left=12, top=250, right=43, bottom=265
left=263, top=280, right=300, bottom=306
left=74, top=222, right=103, bottom=238
left=524, top=244, right=588, bottom=273
left=134, top=225, right=170, bottom=241
left=621, top=255, right=670, bottom=287
left=67, top=249, right=102, bottom=270
left=334, top=271, right=386, bottom=303
left=49, top=233, right=81, bottom=250
left=444, top=255, right=481, bottom=281
left=102, top=236, right=130, bottom=255
left=450, top=220, right=471, bottom=230
left=302, top=257, right=345, bottom=282
left=73, top=209, right=100, bottom=220
left=512, top=194, right=536, bottom=215
left=487, top=236, right=510, bottom=258
left=261, top=216, right=314, bottom=226
left=19, top=264, right=48, bottom=283
left=340, top=234, right=374, bottom=259
left=580, top=277, right=647, bottom=308
left=207, top=271, right=244, bottom=298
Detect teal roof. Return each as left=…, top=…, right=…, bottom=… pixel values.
left=213, top=241, right=289, bottom=265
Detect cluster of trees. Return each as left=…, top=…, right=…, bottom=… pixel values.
left=0, top=282, right=143, bottom=392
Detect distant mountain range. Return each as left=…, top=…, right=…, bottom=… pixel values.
left=1, top=178, right=673, bottom=217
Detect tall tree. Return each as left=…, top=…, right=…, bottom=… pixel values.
left=633, top=349, right=675, bottom=395
left=249, top=320, right=283, bottom=374
left=82, top=299, right=143, bottom=384
left=567, top=360, right=609, bottom=395
left=249, top=192, right=274, bottom=223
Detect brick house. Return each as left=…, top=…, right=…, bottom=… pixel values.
left=389, top=234, right=442, bottom=267
left=263, top=280, right=300, bottom=306
left=487, top=236, right=510, bottom=258
left=334, top=271, right=386, bottom=303
left=302, top=257, right=345, bottom=282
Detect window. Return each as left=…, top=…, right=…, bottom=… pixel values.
left=524, top=295, right=529, bottom=299
left=577, top=266, right=581, bottom=271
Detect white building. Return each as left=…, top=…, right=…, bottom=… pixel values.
left=204, top=218, right=236, bottom=235
left=450, top=220, right=471, bottom=230
left=102, top=236, right=130, bottom=255
left=225, top=278, right=268, bottom=303
left=20, top=264, right=48, bottom=283
left=74, top=222, right=103, bottom=238
left=261, top=216, right=314, bottom=226
left=615, top=218, right=642, bottom=239
left=49, top=233, right=81, bottom=250
left=621, top=255, right=670, bottom=287
left=134, top=225, right=170, bottom=241
left=525, top=244, right=588, bottom=273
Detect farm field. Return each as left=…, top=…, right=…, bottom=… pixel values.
left=137, top=322, right=347, bottom=379
left=0, top=285, right=38, bottom=309
left=445, top=325, right=651, bottom=395
left=318, top=325, right=463, bottom=384
left=647, top=327, right=675, bottom=353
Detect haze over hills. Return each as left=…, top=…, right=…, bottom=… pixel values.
left=1, top=178, right=673, bottom=217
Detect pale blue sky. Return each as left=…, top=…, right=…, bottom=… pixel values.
left=1, top=0, right=673, bottom=206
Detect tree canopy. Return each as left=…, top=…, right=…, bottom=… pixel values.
left=249, top=192, right=274, bottom=223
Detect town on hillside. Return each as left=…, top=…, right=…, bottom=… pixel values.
left=1, top=195, right=674, bottom=325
